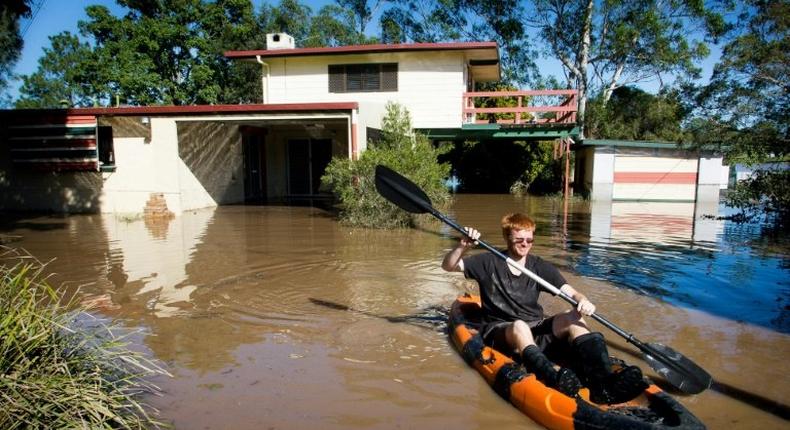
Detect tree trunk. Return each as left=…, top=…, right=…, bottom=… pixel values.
left=576, top=0, right=594, bottom=139
left=602, top=61, right=625, bottom=106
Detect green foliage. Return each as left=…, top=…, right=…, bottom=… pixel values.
left=0, top=249, right=169, bottom=429
left=443, top=139, right=560, bottom=194
left=529, top=0, right=726, bottom=135
left=379, top=0, right=539, bottom=86
left=0, top=0, right=31, bottom=103
left=508, top=141, right=557, bottom=195
left=15, top=0, right=380, bottom=107
left=725, top=170, right=790, bottom=223
left=15, top=33, right=99, bottom=108
left=586, top=86, right=688, bottom=141
left=321, top=102, right=451, bottom=228
left=473, top=81, right=532, bottom=123
left=684, top=0, right=788, bottom=221
left=260, top=0, right=313, bottom=44
left=305, top=4, right=378, bottom=47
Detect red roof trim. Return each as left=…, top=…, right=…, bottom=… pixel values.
left=1, top=103, right=358, bottom=118
left=225, top=41, right=498, bottom=59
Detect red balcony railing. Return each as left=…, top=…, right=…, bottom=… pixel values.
left=462, top=89, right=577, bottom=125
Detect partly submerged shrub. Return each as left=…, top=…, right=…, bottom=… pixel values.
left=725, top=169, right=789, bottom=226
left=0, top=249, right=169, bottom=429
left=321, top=102, right=451, bottom=228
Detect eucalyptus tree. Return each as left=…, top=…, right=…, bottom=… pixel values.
left=528, top=0, right=726, bottom=137
left=307, top=3, right=378, bottom=47
left=336, top=0, right=384, bottom=35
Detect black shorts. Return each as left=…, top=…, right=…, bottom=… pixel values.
left=480, top=317, right=571, bottom=360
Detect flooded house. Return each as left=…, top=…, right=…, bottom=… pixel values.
left=0, top=34, right=577, bottom=215
left=1, top=33, right=724, bottom=216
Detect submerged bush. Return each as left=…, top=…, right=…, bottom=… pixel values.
left=321, top=102, right=451, bottom=228
left=725, top=169, right=790, bottom=226
left=0, top=249, right=169, bottom=429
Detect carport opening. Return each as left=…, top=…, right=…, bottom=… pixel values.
left=178, top=118, right=347, bottom=208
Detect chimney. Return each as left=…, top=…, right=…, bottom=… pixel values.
left=266, top=33, right=295, bottom=50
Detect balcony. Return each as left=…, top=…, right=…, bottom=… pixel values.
left=462, top=90, right=577, bottom=125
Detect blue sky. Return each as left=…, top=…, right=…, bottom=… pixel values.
left=12, top=0, right=719, bottom=101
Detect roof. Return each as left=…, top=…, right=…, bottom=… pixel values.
left=224, top=41, right=499, bottom=59
left=226, top=41, right=501, bottom=82
left=0, top=102, right=359, bottom=119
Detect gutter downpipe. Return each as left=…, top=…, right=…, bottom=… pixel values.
left=256, top=55, right=269, bottom=103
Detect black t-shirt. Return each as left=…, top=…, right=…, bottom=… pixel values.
left=463, top=252, right=567, bottom=325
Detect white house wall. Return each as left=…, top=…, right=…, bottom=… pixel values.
left=264, top=51, right=467, bottom=130
left=591, top=146, right=615, bottom=200
left=101, top=118, right=186, bottom=214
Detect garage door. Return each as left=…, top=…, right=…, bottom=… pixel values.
left=612, top=152, right=698, bottom=201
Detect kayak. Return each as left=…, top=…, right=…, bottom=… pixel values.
left=448, top=294, right=705, bottom=430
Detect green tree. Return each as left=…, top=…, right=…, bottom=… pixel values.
left=307, top=4, right=377, bottom=47
left=686, top=0, right=789, bottom=221
left=321, top=102, right=451, bottom=228
left=15, top=33, right=103, bottom=108
left=586, top=86, right=687, bottom=141
left=529, top=0, right=726, bottom=137
left=0, top=0, right=32, bottom=103
left=260, top=0, right=314, bottom=44
left=17, top=0, right=270, bottom=107
left=336, top=0, right=383, bottom=35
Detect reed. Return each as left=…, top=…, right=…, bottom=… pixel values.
left=0, top=248, right=170, bottom=429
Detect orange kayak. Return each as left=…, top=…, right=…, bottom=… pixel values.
left=449, top=294, right=705, bottom=430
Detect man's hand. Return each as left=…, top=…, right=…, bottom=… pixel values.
left=576, top=297, right=596, bottom=316
left=461, top=227, right=480, bottom=248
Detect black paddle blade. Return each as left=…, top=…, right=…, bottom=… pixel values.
left=375, top=165, right=433, bottom=214
left=643, top=342, right=712, bottom=394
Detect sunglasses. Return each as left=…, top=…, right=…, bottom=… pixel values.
left=510, top=237, right=534, bottom=244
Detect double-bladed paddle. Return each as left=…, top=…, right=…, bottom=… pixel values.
left=374, top=164, right=712, bottom=394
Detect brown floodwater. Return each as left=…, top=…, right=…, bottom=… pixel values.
left=1, top=195, right=788, bottom=429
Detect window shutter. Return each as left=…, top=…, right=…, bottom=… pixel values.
left=362, top=64, right=380, bottom=90
left=381, top=63, right=397, bottom=91
left=346, top=65, right=363, bottom=91
left=328, top=65, right=344, bottom=93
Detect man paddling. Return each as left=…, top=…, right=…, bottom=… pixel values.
left=441, top=212, right=647, bottom=403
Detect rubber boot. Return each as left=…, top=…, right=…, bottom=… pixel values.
left=573, top=332, right=648, bottom=404
left=521, top=345, right=581, bottom=397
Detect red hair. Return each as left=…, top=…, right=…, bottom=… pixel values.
left=501, top=213, right=536, bottom=238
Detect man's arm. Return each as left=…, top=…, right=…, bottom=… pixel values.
left=559, top=284, right=596, bottom=316
left=441, top=227, right=480, bottom=272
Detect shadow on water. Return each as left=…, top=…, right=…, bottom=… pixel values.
left=710, top=381, right=790, bottom=421
left=309, top=297, right=448, bottom=331
left=0, top=212, right=69, bottom=232
left=607, top=340, right=790, bottom=422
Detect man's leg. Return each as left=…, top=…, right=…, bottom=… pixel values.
left=550, top=310, right=648, bottom=404
left=572, top=332, right=648, bottom=404
left=505, top=320, right=580, bottom=396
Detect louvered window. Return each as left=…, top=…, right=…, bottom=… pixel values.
left=328, top=63, right=397, bottom=93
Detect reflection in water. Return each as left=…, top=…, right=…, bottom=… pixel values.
left=1, top=199, right=788, bottom=429
left=561, top=199, right=790, bottom=333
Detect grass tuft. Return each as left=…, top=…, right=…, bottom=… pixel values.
left=0, top=247, right=170, bottom=429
